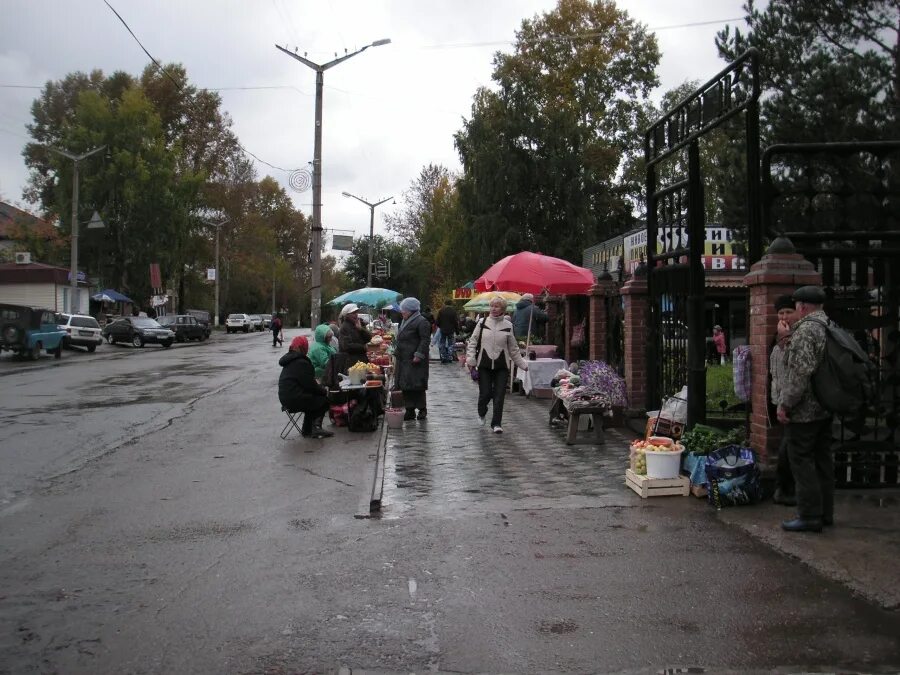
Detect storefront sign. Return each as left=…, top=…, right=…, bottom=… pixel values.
left=452, top=288, right=473, bottom=300
left=207, top=268, right=216, bottom=281
left=621, top=225, right=746, bottom=274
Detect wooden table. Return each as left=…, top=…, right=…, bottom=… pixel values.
left=553, top=391, right=608, bottom=446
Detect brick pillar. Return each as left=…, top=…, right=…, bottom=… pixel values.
left=589, top=278, right=618, bottom=362
left=544, top=295, right=563, bottom=358
left=743, top=237, right=821, bottom=466
left=621, top=274, right=648, bottom=414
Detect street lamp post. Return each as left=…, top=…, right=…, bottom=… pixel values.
left=276, top=38, right=391, bottom=326
left=47, top=145, right=105, bottom=313
left=341, top=192, right=392, bottom=287
left=202, top=218, right=230, bottom=327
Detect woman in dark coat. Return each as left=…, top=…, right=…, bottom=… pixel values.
left=337, top=302, right=372, bottom=365
left=394, top=297, right=432, bottom=420
left=278, top=336, right=333, bottom=438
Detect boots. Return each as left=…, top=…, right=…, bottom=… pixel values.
left=310, top=415, right=334, bottom=439
left=417, top=408, right=427, bottom=420
left=403, top=408, right=416, bottom=421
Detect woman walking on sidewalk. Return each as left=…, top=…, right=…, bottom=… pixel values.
left=395, top=297, right=431, bottom=420
left=466, top=295, right=528, bottom=434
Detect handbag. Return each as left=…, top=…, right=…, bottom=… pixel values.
left=705, top=445, right=763, bottom=508
left=470, top=319, right=485, bottom=381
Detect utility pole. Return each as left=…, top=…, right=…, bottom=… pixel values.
left=342, top=192, right=392, bottom=287
left=47, top=145, right=105, bottom=313
left=203, top=218, right=229, bottom=327
left=276, top=38, right=391, bottom=326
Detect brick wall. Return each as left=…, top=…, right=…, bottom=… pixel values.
left=621, top=275, right=648, bottom=413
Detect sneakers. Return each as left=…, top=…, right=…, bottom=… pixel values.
left=479, top=416, right=486, bottom=427
left=492, top=425, right=503, bottom=434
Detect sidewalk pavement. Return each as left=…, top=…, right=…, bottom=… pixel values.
left=377, top=359, right=900, bottom=611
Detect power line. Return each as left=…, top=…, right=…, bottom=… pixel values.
left=417, top=17, right=745, bottom=49
left=102, top=0, right=300, bottom=173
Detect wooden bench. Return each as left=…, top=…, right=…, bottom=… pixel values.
left=565, top=407, right=607, bottom=446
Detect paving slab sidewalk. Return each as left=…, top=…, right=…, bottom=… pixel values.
left=378, top=361, right=900, bottom=612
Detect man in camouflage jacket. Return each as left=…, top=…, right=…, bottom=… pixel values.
left=776, top=285, right=833, bottom=533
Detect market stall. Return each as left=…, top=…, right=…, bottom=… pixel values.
left=550, top=360, right=626, bottom=445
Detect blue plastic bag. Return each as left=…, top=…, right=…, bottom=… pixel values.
left=705, top=445, right=763, bottom=508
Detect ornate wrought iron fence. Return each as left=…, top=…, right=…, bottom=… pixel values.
left=763, top=141, right=900, bottom=487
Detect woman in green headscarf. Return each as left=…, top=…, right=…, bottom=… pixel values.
left=308, top=323, right=337, bottom=380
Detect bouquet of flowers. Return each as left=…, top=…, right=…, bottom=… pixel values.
left=554, top=360, right=626, bottom=411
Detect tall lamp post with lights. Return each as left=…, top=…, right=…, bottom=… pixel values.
left=276, top=38, right=391, bottom=326
left=341, top=192, right=393, bottom=287
left=47, top=145, right=106, bottom=313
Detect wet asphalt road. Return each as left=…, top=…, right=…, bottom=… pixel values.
left=1, top=334, right=899, bottom=674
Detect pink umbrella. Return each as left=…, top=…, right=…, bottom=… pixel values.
left=473, top=251, right=595, bottom=295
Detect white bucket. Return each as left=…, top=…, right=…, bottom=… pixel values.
left=385, top=408, right=405, bottom=429
left=644, top=447, right=685, bottom=479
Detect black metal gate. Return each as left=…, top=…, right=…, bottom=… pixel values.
left=762, top=141, right=900, bottom=487
left=644, top=50, right=761, bottom=426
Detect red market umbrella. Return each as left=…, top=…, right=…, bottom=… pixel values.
left=473, top=251, right=595, bottom=295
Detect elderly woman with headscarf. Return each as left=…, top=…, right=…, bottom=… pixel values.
left=338, top=302, right=372, bottom=365
left=278, top=335, right=333, bottom=438
left=466, top=295, right=529, bottom=434
left=394, top=297, right=432, bottom=420
left=308, top=323, right=337, bottom=380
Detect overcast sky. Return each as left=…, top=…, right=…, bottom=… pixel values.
left=0, top=0, right=751, bottom=245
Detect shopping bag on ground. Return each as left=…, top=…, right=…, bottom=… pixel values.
left=705, top=444, right=763, bottom=508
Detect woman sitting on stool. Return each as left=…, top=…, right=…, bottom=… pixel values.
left=279, top=336, right=333, bottom=438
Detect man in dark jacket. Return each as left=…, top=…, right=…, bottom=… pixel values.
left=512, top=293, right=548, bottom=339
left=279, top=336, right=333, bottom=438
left=435, top=299, right=459, bottom=364
left=776, top=285, right=832, bottom=532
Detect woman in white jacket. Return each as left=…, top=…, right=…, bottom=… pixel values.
left=465, top=296, right=529, bottom=433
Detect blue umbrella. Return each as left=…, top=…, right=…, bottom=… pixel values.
left=92, top=288, right=135, bottom=303
left=327, top=287, right=402, bottom=308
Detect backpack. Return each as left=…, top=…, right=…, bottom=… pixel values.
left=348, top=396, right=379, bottom=432
left=806, top=317, right=875, bottom=417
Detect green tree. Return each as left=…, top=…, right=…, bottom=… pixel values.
left=455, top=0, right=660, bottom=265
left=716, top=0, right=899, bottom=143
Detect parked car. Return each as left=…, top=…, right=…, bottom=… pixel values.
left=185, top=309, right=212, bottom=338
left=56, top=313, right=103, bottom=352
left=248, top=314, right=264, bottom=331
left=226, top=313, right=253, bottom=333
left=262, top=315, right=273, bottom=330
left=102, top=317, right=175, bottom=348
left=156, top=314, right=207, bottom=342
left=0, top=304, right=65, bottom=360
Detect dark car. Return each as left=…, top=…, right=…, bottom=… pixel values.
left=102, top=317, right=175, bottom=348
left=156, top=314, right=207, bottom=342
left=185, top=309, right=212, bottom=338
left=0, top=304, right=65, bottom=360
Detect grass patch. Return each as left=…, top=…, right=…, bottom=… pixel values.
left=706, top=363, right=740, bottom=413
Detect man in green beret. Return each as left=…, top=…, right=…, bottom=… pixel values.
left=776, top=285, right=833, bottom=532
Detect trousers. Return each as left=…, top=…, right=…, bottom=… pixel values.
left=438, top=332, right=455, bottom=362
left=477, top=366, right=509, bottom=427
left=785, top=417, right=834, bottom=520
left=282, top=395, right=329, bottom=434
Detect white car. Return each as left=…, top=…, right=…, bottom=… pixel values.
left=57, top=313, right=103, bottom=352
left=226, top=313, right=253, bottom=333
left=248, top=314, right=264, bottom=331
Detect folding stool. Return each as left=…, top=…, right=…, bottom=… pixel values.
left=280, top=406, right=305, bottom=439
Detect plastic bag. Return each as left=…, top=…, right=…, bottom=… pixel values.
left=660, top=386, right=688, bottom=424
left=705, top=445, right=763, bottom=508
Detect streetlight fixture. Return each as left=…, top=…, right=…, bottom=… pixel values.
left=47, top=145, right=106, bottom=313
left=202, top=217, right=230, bottom=327
left=276, top=37, right=391, bottom=326
left=342, top=191, right=393, bottom=287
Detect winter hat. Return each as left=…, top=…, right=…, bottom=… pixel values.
left=290, top=336, right=309, bottom=353
left=521, top=293, right=534, bottom=302
left=399, top=297, right=421, bottom=312
left=774, top=295, right=795, bottom=311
